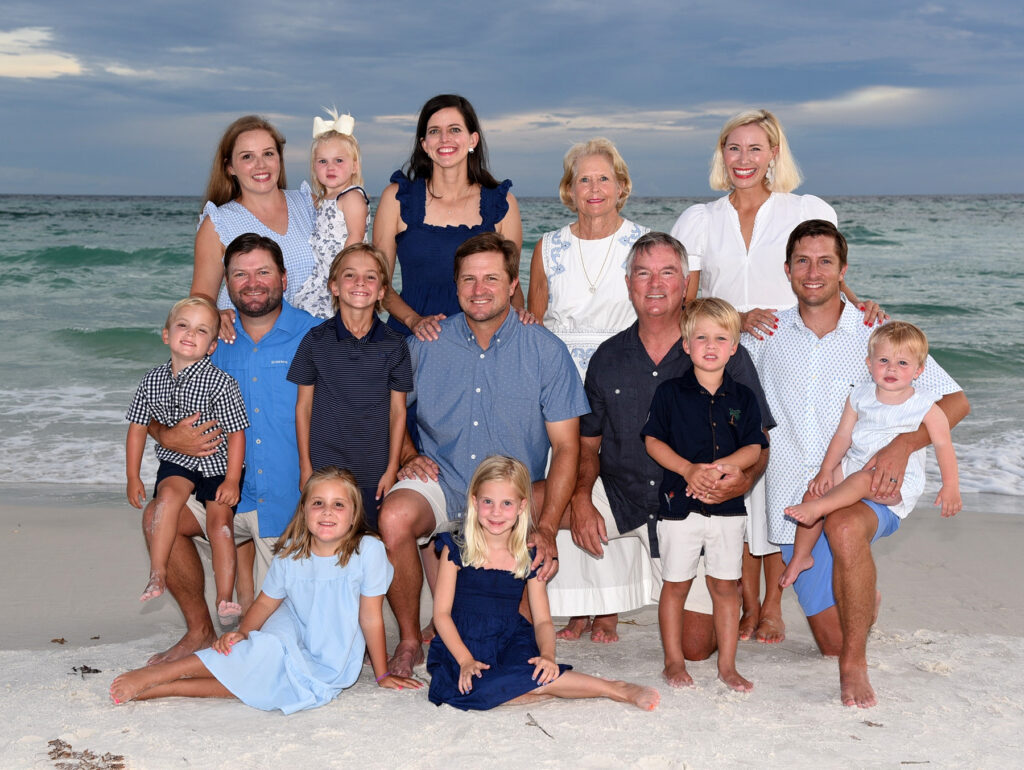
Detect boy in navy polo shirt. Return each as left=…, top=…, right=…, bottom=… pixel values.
left=642, top=298, right=768, bottom=693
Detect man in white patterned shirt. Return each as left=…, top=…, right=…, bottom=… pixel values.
left=743, top=220, right=969, bottom=708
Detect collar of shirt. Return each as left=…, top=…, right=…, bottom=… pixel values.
left=333, top=311, right=386, bottom=343
left=230, top=301, right=312, bottom=346
left=451, top=307, right=520, bottom=351
left=678, top=366, right=738, bottom=398
left=780, top=296, right=861, bottom=337
left=163, top=355, right=213, bottom=383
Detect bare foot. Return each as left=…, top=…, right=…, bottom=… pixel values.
left=738, top=607, right=759, bottom=641
left=840, top=665, right=877, bottom=708
left=613, top=681, right=660, bottom=711
left=140, top=572, right=165, bottom=603
left=110, top=669, right=159, bottom=704
left=718, top=668, right=754, bottom=692
left=784, top=501, right=826, bottom=526
left=590, top=614, right=619, bottom=643
left=388, top=639, right=424, bottom=678
left=662, top=661, right=693, bottom=688
left=556, top=616, right=592, bottom=641
left=755, top=615, right=786, bottom=644
left=147, top=629, right=215, bottom=666
left=779, top=553, right=813, bottom=588
left=217, top=600, right=242, bottom=626
left=420, top=622, right=436, bottom=644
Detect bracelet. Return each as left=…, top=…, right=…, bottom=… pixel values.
left=375, top=671, right=392, bottom=682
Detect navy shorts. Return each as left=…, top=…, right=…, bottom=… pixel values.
left=154, top=460, right=245, bottom=514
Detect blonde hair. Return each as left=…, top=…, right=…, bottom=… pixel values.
left=708, top=109, right=802, bottom=194
left=458, top=456, right=533, bottom=579
left=681, top=297, right=742, bottom=345
left=202, top=115, right=287, bottom=209
left=557, top=137, right=632, bottom=213
left=309, top=131, right=364, bottom=203
left=165, top=296, right=220, bottom=338
left=868, top=321, right=929, bottom=367
left=273, top=467, right=375, bottom=567
left=327, top=243, right=390, bottom=313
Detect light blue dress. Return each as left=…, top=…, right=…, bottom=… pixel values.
left=196, top=536, right=392, bottom=714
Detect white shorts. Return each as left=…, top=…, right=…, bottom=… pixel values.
left=186, top=497, right=276, bottom=593
left=385, top=476, right=450, bottom=546
left=658, top=515, right=746, bottom=582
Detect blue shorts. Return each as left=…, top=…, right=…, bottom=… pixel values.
left=154, top=460, right=244, bottom=513
left=780, top=500, right=901, bottom=617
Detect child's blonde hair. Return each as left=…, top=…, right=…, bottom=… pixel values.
left=868, top=321, right=929, bottom=367
left=681, top=297, right=742, bottom=345
left=310, top=131, right=363, bottom=203
left=273, top=466, right=375, bottom=567
left=165, top=297, right=221, bottom=339
left=459, top=456, right=533, bottom=579
left=327, top=243, right=391, bottom=313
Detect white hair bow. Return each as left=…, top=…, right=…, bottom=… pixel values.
left=313, top=107, right=355, bottom=138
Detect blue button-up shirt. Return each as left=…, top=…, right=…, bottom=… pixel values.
left=212, top=302, right=319, bottom=538
left=408, top=310, right=590, bottom=518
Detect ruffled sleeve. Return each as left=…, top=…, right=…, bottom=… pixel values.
left=357, top=536, right=394, bottom=597
left=390, top=170, right=419, bottom=227
left=800, top=194, right=838, bottom=226
left=297, top=180, right=316, bottom=219
left=197, top=200, right=224, bottom=238
left=435, top=531, right=464, bottom=567
left=481, top=179, right=513, bottom=225
left=670, top=202, right=708, bottom=273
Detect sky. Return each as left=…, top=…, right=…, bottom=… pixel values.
left=1, top=1, right=1022, bottom=197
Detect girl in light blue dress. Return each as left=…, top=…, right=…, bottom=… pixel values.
left=110, top=467, right=421, bottom=712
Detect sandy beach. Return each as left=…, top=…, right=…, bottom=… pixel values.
left=2, top=485, right=1022, bottom=768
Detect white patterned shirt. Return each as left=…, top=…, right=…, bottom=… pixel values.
left=743, top=300, right=961, bottom=544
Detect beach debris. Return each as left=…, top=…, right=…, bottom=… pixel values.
left=70, top=665, right=102, bottom=679
left=47, top=739, right=125, bottom=769
left=90, top=636, right=100, bottom=640
left=525, top=712, right=553, bottom=739
left=51, top=638, right=67, bottom=645
left=862, top=720, right=884, bottom=728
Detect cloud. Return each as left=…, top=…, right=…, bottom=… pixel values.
left=0, top=27, right=82, bottom=79
left=788, top=86, right=947, bottom=126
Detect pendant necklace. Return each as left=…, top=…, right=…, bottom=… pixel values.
left=577, top=229, right=616, bottom=294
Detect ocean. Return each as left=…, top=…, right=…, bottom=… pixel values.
left=1, top=194, right=1020, bottom=504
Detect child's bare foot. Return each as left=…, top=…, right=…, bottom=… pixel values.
left=387, top=639, right=423, bottom=678
left=420, top=622, right=436, bottom=644
left=613, top=681, right=660, bottom=711
left=784, top=501, right=825, bottom=525
left=718, top=668, right=754, bottom=692
left=110, top=669, right=158, bottom=704
left=556, top=616, right=592, bottom=640
left=140, top=572, right=165, bottom=602
left=738, top=607, right=759, bottom=641
left=779, top=553, right=813, bottom=588
left=217, top=600, right=242, bottom=626
left=590, top=614, right=619, bottom=643
left=662, top=661, right=693, bottom=688
left=755, top=614, right=786, bottom=644
left=840, top=664, right=877, bottom=708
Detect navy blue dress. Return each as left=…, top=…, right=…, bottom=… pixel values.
left=427, top=532, right=572, bottom=710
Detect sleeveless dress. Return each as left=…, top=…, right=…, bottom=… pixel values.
left=292, top=185, right=372, bottom=319
left=427, top=532, right=572, bottom=711
left=198, top=182, right=317, bottom=310
left=195, top=536, right=392, bottom=714
left=841, top=382, right=939, bottom=517
left=386, top=170, right=512, bottom=336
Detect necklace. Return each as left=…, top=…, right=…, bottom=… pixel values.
left=427, top=181, right=474, bottom=217
left=577, top=228, right=616, bottom=294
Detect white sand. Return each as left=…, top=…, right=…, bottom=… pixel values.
left=2, top=487, right=1023, bottom=768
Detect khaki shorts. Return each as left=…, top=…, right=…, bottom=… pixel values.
left=658, top=514, right=746, bottom=582
left=185, top=496, right=276, bottom=593
left=385, top=476, right=451, bottom=546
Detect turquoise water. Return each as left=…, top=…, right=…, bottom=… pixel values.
left=0, top=194, right=1021, bottom=498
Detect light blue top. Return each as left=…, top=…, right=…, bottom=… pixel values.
left=408, top=310, right=589, bottom=516
left=211, top=301, right=319, bottom=537
left=198, top=182, right=317, bottom=309
left=196, top=536, right=392, bottom=714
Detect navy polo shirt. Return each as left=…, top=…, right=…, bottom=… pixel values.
left=641, top=368, right=768, bottom=519
left=287, top=313, right=412, bottom=491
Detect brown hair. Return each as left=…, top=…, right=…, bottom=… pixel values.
left=327, top=243, right=390, bottom=313
left=202, top=115, right=287, bottom=209
left=453, top=232, right=519, bottom=283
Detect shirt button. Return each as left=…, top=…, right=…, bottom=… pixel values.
left=471, top=454, right=477, bottom=460
left=473, top=421, right=478, bottom=426
left=255, top=438, right=262, bottom=445
left=649, top=480, right=656, bottom=486
left=252, top=347, right=258, bottom=352
left=252, top=377, right=258, bottom=382
left=614, top=388, right=620, bottom=394
left=258, top=498, right=264, bottom=503
left=480, top=353, right=485, bottom=359
left=475, top=387, right=481, bottom=393
left=652, top=371, right=658, bottom=377
left=257, top=469, right=263, bottom=474
left=649, top=514, right=655, bottom=520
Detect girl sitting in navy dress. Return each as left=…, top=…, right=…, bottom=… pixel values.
left=427, top=456, right=660, bottom=711
left=110, top=467, right=421, bottom=712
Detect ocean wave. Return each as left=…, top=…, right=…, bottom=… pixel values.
left=3, top=245, right=190, bottom=268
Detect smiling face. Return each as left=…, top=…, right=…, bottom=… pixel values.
left=420, top=107, right=478, bottom=168
left=572, top=154, right=622, bottom=220
left=473, top=478, right=527, bottom=540
left=456, top=250, right=517, bottom=327
left=721, top=122, right=778, bottom=191
left=225, top=247, right=286, bottom=319
left=625, top=243, right=687, bottom=321
left=313, top=135, right=359, bottom=197
left=227, top=129, right=281, bottom=197
left=303, top=479, right=357, bottom=556
left=329, top=251, right=385, bottom=312
left=867, top=338, right=924, bottom=397
left=163, top=304, right=219, bottom=369
left=784, top=234, right=847, bottom=308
